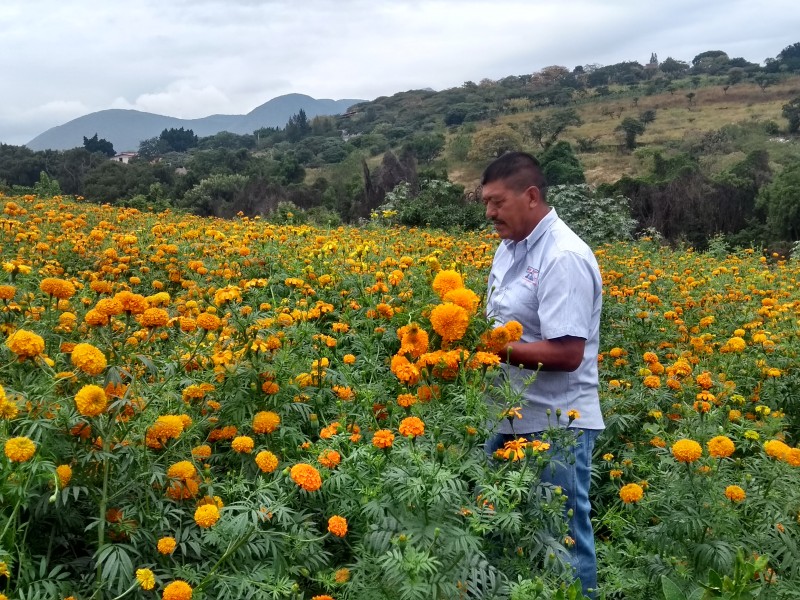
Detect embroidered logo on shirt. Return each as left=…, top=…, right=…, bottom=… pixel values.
left=524, top=266, right=539, bottom=285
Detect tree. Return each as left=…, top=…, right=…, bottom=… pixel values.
left=756, top=162, right=800, bottom=240
left=285, top=109, right=311, bottom=143
left=538, top=141, right=585, bottom=185
left=617, top=118, right=646, bottom=151
left=526, top=108, right=582, bottom=149
left=727, top=67, right=745, bottom=86
left=83, top=133, right=115, bottom=157
left=754, top=73, right=778, bottom=93
left=467, top=125, right=523, bottom=160
left=159, top=127, right=198, bottom=152
left=783, top=97, right=800, bottom=133
left=659, top=57, right=690, bottom=77
left=547, top=184, right=636, bottom=247
left=404, top=133, right=445, bottom=164
left=639, top=109, right=657, bottom=125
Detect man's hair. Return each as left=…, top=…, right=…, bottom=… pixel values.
left=481, top=152, right=548, bottom=200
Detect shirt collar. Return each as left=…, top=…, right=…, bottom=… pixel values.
left=502, top=207, right=558, bottom=253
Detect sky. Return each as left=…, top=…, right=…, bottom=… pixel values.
left=1, top=0, right=799, bottom=146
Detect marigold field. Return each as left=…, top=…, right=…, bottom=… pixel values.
left=1, top=194, right=799, bottom=600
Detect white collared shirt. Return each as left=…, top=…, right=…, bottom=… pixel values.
left=486, top=208, right=604, bottom=432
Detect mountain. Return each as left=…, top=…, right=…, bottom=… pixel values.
left=26, top=94, right=364, bottom=152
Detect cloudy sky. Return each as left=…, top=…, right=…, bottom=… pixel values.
left=1, top=0, right=798, bottom=145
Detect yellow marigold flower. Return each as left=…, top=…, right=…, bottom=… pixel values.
left=567, top=409, right=580, bottom=422
left=162, top=580, right=193, bottom=600
left=327, top=515, right=348, bottom=537
left=334, top=567, right=351, bottom=583
left=84, top=309, right=109, bottom=327
left=146, top=415, right=184, bottom=448
left=255, top=450, right=279, bottom=473
left=191, top=444, right=211, bottom=459
left=70, top=343, right=107, bottom=376
left=725, top=336, right=746, bottom=352
left=764, top=439, right=791, bottom=461
left=728, top=409, right=742, bottom=422
left=40, top=277, right=76, bottom=299
left=429, top=302, right=470, bottom=344
left=343, top=354, right=356, bottom=365
left=290, top=463, right=322, bottom=492
left=253, top=411, right=280, bottom=434
left=136, top=568, right=155, bottom=591
left=707, top=436, right=735, bottom=458
left=399, top=416, right=425, bottom=438
left=725, top=485, right=746, bottom=502
left=196, top=312, right=221, bottom=331
left=431, top=269, right=463, bottom=298
left=231, top=436, right=254, bottom=454
left=74, top=384, right=108, bottom=417
left=56, top=464, right=72, bottom=487
left=95, top=297, right=123, bottom=317
left=194, top=504, right=220, bottom=528
left=671, top=439, right=703, bottom=463
left=619, top=483, right=644, bottom=504
left=4, top=436, right=36, bottom=462
left=318, top=449, right=341, bottom=469
left=744, top=430, right=760, bottom=441
left=157, top=536, right=177, bottom=555
left=167, top=461, right=196, bottom=481
left=5, top=329, right=45, bottom=359
left=443, top=287, right=480, bottom=315
left=140, top=307, right=169, bottom=328
left=372, top=429, right=395, bottom=449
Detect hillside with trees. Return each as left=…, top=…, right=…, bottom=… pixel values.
left=3, top=42, right=800, bottom=249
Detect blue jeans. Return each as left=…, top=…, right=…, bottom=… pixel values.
left=486, top=428, right=600, bottom=597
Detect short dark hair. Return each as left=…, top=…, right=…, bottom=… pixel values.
left=481, top=152, right=548, bottom=200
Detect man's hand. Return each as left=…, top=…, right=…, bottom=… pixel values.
left=504, top=336, right=585, bottom=372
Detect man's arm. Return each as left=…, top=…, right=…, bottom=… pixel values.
left=503, top=335, right=586, bottom=372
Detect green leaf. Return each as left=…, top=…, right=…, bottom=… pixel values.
left=661, top=575, right=688, bottom=600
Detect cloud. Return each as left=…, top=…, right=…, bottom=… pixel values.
left=110, top=82, right=232, bottom=118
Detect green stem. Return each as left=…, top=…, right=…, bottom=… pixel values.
left=195, top=526, right=257, bottom=593
left=92, top=434, right=112, bottom=599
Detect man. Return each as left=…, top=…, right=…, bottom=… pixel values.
left=482, top=152, right=604, bottom=596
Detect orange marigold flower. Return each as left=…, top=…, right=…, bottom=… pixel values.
left=253, top=411, right=280, bottom=434
left=230, top=435, right=254, bottom=454
left=167, top=461, right=196, bottom=480
left=140, top=307, right=169, bottom=328
left=196, top=312, right=221, bottom=331
left=397, top=393, right=417, bottom=409
left=115, top=291, right=149, bottom=315
left=671, top=438, right=703, bottom=463
left=707, top=435, right=735, bottom=459
left=40, top=277, right=76, bottom=299
left=334, top=567, right=351, bottom=583
left=84, top=309, right=109, bottom=327
left=643, top=375, right=661, bottom=389
left=146, top=415, right=184, bottom=448
left=311, top=596, right=334, bottom=600
left=764, top=439, right=791, bottom=461
left=4, top=436, right=36, bottom=462
left=619, top=483, right=644, bottom=504
left=194, top=504, right=220, bottom=528
left=0, top=284, right=16, bottom=300
left=372, top=429, right=395, bottom=449
left=192, top=444, right=212, bottom=459
left=397, top=323, right=429, bottom=358
left=318, top=449, right=341, bottom=469
left=157, top=536, right=177, bottom=555
left=343, top=354, right=356, bottom=365
left=162, top=580, right=193, bottom=600
left=725, top=485, right=746, bottom=502
left=70, top=343, right=107, bottom=376
left=261, top=381, right=280, bottom=395
left=429, top=302, right=470, bottom=343
left=56, top=464, right=72, bottom=487
left=327, top=515, right=348, bottom=537
left=431, top=269, right=463, bottom=298
left=390, top=354, right=420, bottom=385
left=5, top=329, right=45, bottom=359
left=255, top=450, right=279, bottom=473
left=443, top=287, right=480, bottom=315
left=95, top=297, right=123, bottom=316
left=399, top=416, right=425, bottom=438
left=290, top=463, right=322, bottom=492
left=642, top=351, right=658, bottom=364
left=74, top=384, right=108, bottom=417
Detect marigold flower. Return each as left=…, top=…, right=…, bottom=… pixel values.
left=396, top=393, right=417, bottom=409
left=671, top=438, right=703, bottom=463
left=56, top=464, right=72, bottom=487
left=157, top=536, right=177, bottom=555
left=725, top=336, right=747, bottom=352
left=140, top=307, right=169, bottom=328
left=261, top=381, right=280, bottom=395
left=290, top=463, right=322, bottom=492
left=390, top=354, right=420, bottom=385
left=397, top=323, right=429, bottom=358
left=343, top=354, right=356, bottom=365
left=327, top=515, right=348, bottom=537
left=231, top=435, right=254, bottom=454
left=95, top=297, right=123, bottom=316
left=429, top=302, right=470, bottom=343
left=372, top=429, right=395, bottom=449
left=252, top=411, right=280, bottom=434
left=196, top=312, right=221, bottom=331
left=311, top=596, right=334, bottom=600
left=162, top=580, right=193, bottom=600
left=318, top=449, right=341, bottom=469
left=443, top=287, right=480, bottom=315
left=192, top=444, right=211, bottom=459
left=399, top=416, right=425, bottom=438
left=74, top=384, right=108, bottom=417
left=707, top=436, right=735, bottom=459
left=136, top=568, right=155, bottom=591
left=146, top=415, right=184, bottom=448
left=619, top=483, right=644, bottom=503
left=431, top=269, right=463, bottom=298
left=334, top=567, right=351, bottom=583
left=40, top=277, right=76, bottom=299
left=764, top=439, right=791, bottom=461
left=115, top=291, right=149, bottom=315
left=643, top=375, right=661, bottom=389
left=194, top=504, right=220, bottom=528
left=725, top=485, right=746, bottom=502
left=567, top=409, right=580, bottom=422
left=167, top=461, right=197, bottom=481
left=255, top=450, right=279, bottom=473
left=5, top=329, right=45, bottom=359
left=642, top=351, right=658, bottom=364
left=0, top=284, right=15, bottom=300
left=70, top=343, right=107, bottom=376
left=4, top=436, right=36, bottom=462
left=84, top=309, right=109, bottom=327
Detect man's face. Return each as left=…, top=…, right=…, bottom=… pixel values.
left=482, top=179, right=537, bottom=242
